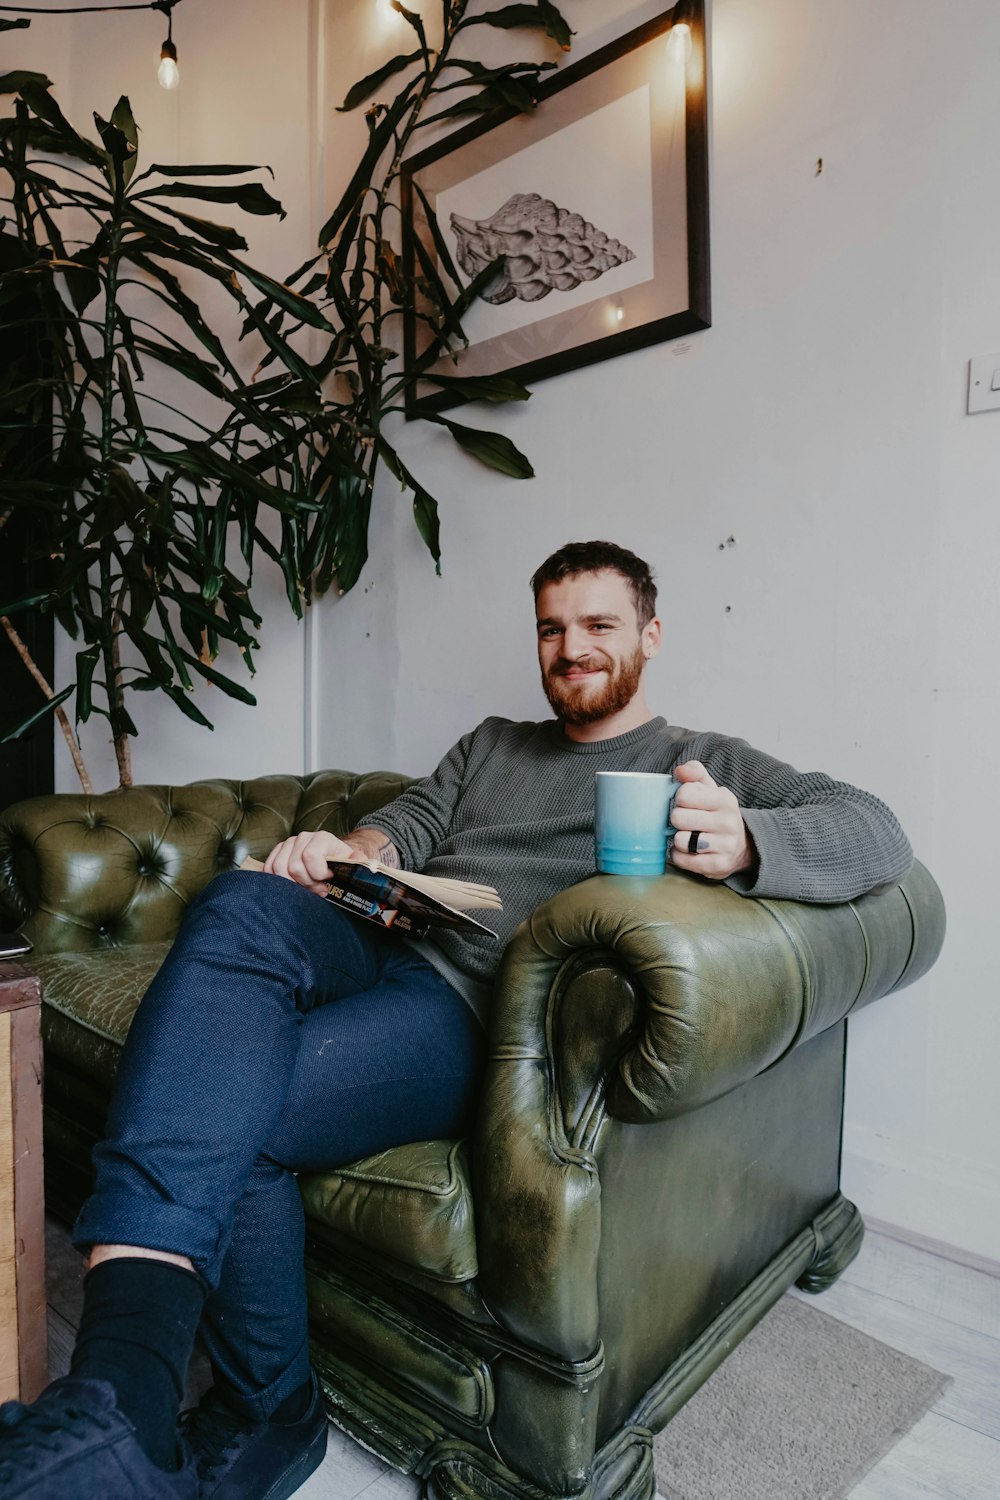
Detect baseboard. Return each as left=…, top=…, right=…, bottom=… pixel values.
left=864, top=1216, right=1000, bottom=1280
left=842, top=1126, right=1000, bottom=1266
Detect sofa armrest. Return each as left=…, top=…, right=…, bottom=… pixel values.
left=0, top=770, right=413, bottom=954
left=493, top=861, right=944, bottom=1127
left=474, top=862, right=944, bottom=1358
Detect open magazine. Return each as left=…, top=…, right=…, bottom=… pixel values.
left=240, top=857, right=501, bottom=940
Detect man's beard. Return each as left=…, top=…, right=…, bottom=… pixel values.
left=542, top=642, right=646, bottom=726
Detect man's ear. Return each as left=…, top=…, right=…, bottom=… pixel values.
left=642, top=616, right=662, bottom=660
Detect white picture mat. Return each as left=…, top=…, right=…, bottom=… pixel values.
left=434, top=87, right=655, bottom=348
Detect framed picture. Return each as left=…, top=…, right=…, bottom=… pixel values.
left=401, top=0, right=710, bottom=417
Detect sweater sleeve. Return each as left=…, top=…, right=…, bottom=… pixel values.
left=352, top=725, right=479, bottom=871
left=671, top=731, right=913, bottom=903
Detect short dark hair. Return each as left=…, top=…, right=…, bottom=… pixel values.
left=530, top=540, right=658, bottom=628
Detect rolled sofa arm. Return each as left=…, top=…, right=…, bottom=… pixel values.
left=494, top=860, right=944, bottom=1126
left=474, top=862, right=944, bottom=1358
left=0, top=771, right=412, bottom=954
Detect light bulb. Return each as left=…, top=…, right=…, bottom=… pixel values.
left=158, top=38, right=179, bottom=90
left=665, top=21, right=692, bottom=67
left=616, top=303, right=625, bottom=323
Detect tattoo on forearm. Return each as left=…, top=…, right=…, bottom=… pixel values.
left=373, top=837, right=400, bottom=868
left=347, top=828, right=400, bottom=867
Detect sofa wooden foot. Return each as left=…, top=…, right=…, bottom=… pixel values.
left=796, top=1193, right=865, bottom=1294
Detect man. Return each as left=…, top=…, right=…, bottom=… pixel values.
left=0, top=541, right=911, bottom=1499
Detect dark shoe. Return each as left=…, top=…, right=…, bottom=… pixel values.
left=0, top=1376, right=197, bottom=1499
left=182, top=1372, right=328, bottom=1499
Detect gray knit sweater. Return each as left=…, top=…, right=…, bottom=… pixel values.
left=356, top=716, right=913, bottom=1016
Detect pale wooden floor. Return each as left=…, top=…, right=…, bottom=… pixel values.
left=45, top=1220, right=1000, bottom=1500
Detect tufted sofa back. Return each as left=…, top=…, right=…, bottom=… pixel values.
left=0, top=769, right=412, bottom=955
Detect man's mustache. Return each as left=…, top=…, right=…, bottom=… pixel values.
left=549, top=657, right=609, bottom=677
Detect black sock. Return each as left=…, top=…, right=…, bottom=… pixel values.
left=213, top=1373, right=313, bottom=1426
left=271, top=1378, right=313, bottom=1424
left=70, top=1257, right=205, bottom=1472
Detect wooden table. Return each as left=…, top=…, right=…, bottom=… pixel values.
left=0, top=962, right=46, bottom=1402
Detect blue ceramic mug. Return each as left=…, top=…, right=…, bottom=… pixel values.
left=595, top=771, right=679, bottom=876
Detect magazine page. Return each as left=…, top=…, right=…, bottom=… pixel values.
left=238, top=856, right=499, bottom=940
left=324, top=861, right=498, bottom=939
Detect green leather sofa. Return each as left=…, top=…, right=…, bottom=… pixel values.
left=0, top=770, right=945, bottom=1500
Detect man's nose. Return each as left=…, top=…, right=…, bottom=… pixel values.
left=561, top=626, right=591, bottom=660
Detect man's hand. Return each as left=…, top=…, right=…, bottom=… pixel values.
left=668, top=761, right=758, bottom=882
left=263, top=831, right=367, bottom=897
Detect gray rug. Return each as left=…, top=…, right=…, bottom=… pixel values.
left=653, top=1295, right=948, bottom=1500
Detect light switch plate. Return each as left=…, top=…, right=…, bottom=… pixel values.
left=967, top=353, right=1000, bottom=414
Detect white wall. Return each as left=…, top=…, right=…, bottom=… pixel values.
left=315, top=0, right=1000, bottom=1262
left=9, top=1, right=999, bottom=1261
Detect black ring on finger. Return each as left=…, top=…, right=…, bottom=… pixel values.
left=689, top=831, right=704, bottom=855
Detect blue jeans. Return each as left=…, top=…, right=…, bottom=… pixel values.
left=72, top=871, right=487, bottom=1419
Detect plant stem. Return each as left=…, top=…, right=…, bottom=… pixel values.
left=0, top=615, right=94, bottom=794
left=97, top=222, right=132, bottom=787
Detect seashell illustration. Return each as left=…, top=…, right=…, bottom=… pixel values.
left=449, top=192, right=635, bottom=306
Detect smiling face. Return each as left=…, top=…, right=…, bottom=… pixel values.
left=535, top=569, right=661, bottom=738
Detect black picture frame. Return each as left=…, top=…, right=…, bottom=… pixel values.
left=401, top=0, right=710, bottom=417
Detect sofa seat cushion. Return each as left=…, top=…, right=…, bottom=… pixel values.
left=35, top=944, right=480, bottom=1287
left=300, top=1139, right=478, bottom=1284
left=35, top=943, right=169, bottom=1086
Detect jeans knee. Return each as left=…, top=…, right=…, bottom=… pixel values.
left=172, top=870, right=321, bottom=988
left=185, top=868, right=312, bottom=938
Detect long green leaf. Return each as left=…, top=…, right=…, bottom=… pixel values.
left=391, top=2, right=428, bottom=50
left=130, top=181, right=286, bottom=219
left=423, top=372, right=530, bottom=403
left=157, top=586, right=258, bottom=648
left=428, top=415, right=534, bottom=478
left=439, top=57, right=556, bottom=80
left=378, top=440, right=441, bottom=572
left=234, top=293, right=317, bottom=386
left=412, top=485, right=441, bottom=572
left=152, top=444, right=308, bottom=518
left=0, top=69, right=51, bottom=90
left=138, top=162, right=270, bottom=180
left=75, top=644, right=101, bottom=721
left=110, top=95, right=139, bottom=189
left=0, top=590, right=53, bottom=617
left=15, top=82, right=106, bottom=165
left=147, top=204, right=249, bottom=251
left=338, top=50, right=423, bottom=112
left=409, top=227, right=469, bottom=345
left=114, top=353, right=145, bottom=437
left=62, top=248, right=101, bottom=314
left=419, top=93, right=505, bottom=128
left=94, top=99, right=138, bottom=198
left=223, top=256, right=335, bottom=332
left=160, top=683, right=215, bottom=729
left=178, top=649, right=257, bottom=705
left=459, top=2, right=573, bottom=49
left=409, top=179, right=463, bottom=292
left=0, top=684, right=74, bottom=743
left=130, top=335, right=226, bottom=399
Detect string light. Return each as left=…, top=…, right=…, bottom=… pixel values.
left=157, top=3, right=178, bottom=89
left=0, top=1, right=184, bottom=90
